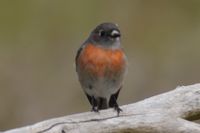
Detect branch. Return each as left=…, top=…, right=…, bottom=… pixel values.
left=3, top=83, right=200, bottom=133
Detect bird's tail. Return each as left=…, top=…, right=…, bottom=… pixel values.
left=98, top=97, right=108, bottom=109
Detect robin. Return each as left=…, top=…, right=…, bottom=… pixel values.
left=75, top=22, right=127, bottom=115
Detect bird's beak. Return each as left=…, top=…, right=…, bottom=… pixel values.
left=110, top=30, right=121, bottom=38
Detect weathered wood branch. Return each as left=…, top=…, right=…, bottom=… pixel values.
left=3, top=83, right=200, bottom=133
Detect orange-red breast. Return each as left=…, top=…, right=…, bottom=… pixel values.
left=75, top=23, right=127, bottom=115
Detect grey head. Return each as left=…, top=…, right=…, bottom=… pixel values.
left=87, top=22, right=121, bottom=48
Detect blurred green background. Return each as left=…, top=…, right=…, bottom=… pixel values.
left=0, top=0, right=200, bottom=130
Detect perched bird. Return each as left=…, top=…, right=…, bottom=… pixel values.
left=75, top=23, right=127, bottom=115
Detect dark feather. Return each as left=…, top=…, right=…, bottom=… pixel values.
left=85, top=93, right=108, bottom=110
left=109, top=88, right=121, bottom=107
left=85, top=87, right=121, bottom=111
left=85, top=93, right=93, bottom=105
left=75, top=47, right=83, bottom=65
left=98, top=97, right=108, bottom=109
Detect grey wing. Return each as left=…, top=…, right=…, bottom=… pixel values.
left=75, top=45, right=84, bottom=72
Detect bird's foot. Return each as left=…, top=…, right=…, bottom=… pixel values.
left=114, top=106, right=122, bottom=116
left=91, top=106, right=99, bottom=112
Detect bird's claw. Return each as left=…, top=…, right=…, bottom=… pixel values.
left=114, top=106, right=122, bottom=116
left=91, top=106, right=99, bottom=112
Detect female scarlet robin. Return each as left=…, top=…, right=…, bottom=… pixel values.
left=75, top=23, right=127, bottom=115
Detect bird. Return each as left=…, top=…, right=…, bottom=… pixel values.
left=75, top=22, right=127, bottom=115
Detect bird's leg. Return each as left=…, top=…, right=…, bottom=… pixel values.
left=91, top=96, right=99, bottom=112
left=114, top=102, right=122, bottom=116
left=110, top=95, right=122, bottom=116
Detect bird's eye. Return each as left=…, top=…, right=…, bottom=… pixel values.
left=99, top=30, right=106, bottom=37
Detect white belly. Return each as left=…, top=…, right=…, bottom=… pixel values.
left=83, top=76, right=123, bottom=100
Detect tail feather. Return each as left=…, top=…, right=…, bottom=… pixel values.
left=85, top=87, right=121, bottom=111
left=98, top=97, right=108, bottom=109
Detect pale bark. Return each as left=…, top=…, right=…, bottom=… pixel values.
left=3, top=83, right=200, bottom=133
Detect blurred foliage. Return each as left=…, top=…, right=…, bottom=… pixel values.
left=0, top=0, right=200, bottom=130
